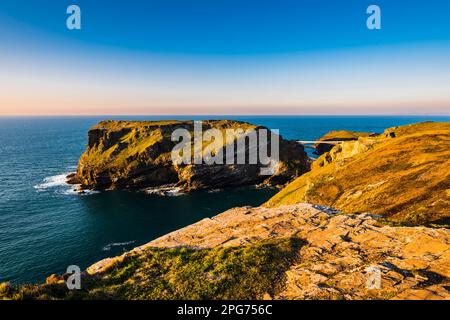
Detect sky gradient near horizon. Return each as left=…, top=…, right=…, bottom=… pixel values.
left=0, top=0, right=450, bottom=115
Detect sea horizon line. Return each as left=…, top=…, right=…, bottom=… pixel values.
left=1, top=113, right=450, bottom=118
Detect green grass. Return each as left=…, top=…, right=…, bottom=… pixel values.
left=81, top=120, right=259, bottom=173
left=318, top=130, right=372, bottom=141
left=93, top=120, right=185, bottom=130
left=1, top=237, right=304, bottom=300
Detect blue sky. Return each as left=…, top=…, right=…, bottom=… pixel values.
left=0, top=0, right=449, bottom=115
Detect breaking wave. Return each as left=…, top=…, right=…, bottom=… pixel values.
left=34, top=172, right=98, bottom=196
left=145, top=185, right=185, bottom=197
left=102, top=241, right=136, bottom=251
left=34, top=174, right=70, bottom=190
left=207, top=189, right=222, bottom=193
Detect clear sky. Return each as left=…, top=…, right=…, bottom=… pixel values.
left=0, top=0, right=449, bottom=115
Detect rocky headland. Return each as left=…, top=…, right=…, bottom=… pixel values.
left=267, top=122, right=450, bottom=225
left=67, top=120, right=309, bottom=192
left=2, top=121, right=449, bottom=300
left=2, top=203, right=449, bottom=300
left=88, top=203, right=450, bottom=300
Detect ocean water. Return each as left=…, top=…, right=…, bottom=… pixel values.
left=0, top=115, right=449, bottom=284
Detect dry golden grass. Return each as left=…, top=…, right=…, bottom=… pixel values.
left=318, top=130, right=373, bottom=140
left=266, top=122, right=450, bottom=225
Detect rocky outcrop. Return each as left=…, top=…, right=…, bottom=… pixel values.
left=3, top=121, right=449, bottom=301
left=83, top=204, right=450, bottom=300
left=3, top=204, right=449, bottom=300
left=266, top=122, right=450, bottom=225
left=313, top=130, right=376, bottom=155
left=69, top=120, right=309, bottom=192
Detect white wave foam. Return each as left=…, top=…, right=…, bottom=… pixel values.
left=145, top=185, right=185, bottom=197
left=207, top=189, right=222, bottom=193
left=165, top=188, right=185, bottom=197
left=102, top=241, right=136, bottom=251
left=34, top=172, right=98, bottom=196
left=34, top=174, right=70, bottom=190
left=61, top=187, right=99, bottom=196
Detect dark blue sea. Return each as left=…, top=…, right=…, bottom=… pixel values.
left=1, top=115, right=449, bottom=284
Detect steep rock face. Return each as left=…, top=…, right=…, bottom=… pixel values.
left=83, top=204, right=450, bottom=300
left=266, top=122, right=450, bottom=225
left=3, top=205, right=449, bottom=300
left=69, top=120, right=309, bottom=191
left=313, top=130, right=376, bottom=155
left=312, top=137, right=375, bottom=170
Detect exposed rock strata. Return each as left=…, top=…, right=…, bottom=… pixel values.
left=69, top=120, right=309, bottom=191
left=4, top=121, right=449, bottom=301
left=87, top=204, right=450, bottom=300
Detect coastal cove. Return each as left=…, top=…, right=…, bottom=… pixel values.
left=1, top=115, right=449, bottom=285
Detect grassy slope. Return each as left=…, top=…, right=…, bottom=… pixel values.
left=266, top=122, right=450, bottom=225
left=318, top=130, right=373, bottom=141
left=4, top=121, right=448, bottom=300
left=0, top=238, right=303, bottom=300
left=80, top=120, right=258, bottom=172
left=91, top=120, right=184, bottom=130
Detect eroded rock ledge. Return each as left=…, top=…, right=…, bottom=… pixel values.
left=88, top=204, right=450, bottom=300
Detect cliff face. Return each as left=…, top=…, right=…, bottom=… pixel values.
left=69, top=120, right=309, bottom=191
left=313, top=130, right=376, bottom=155
left=139, top=204, right=450, bottom=300
left=266, top=122, right=450, bottom=225
left=4, top=204, right=449, bottom=300
left=3, top=121, right=449, bottom=301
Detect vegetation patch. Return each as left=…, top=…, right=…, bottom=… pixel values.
left=0, top=237, right=304, bottom=300
left=266, top=122, right=450, bottom=225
